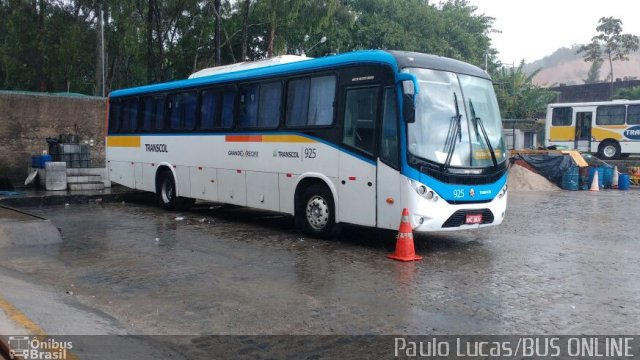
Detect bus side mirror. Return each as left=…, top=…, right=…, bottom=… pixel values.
left=403, top=93, right=415, bottom=123
left=396, top=73, right=419, bottom=124
left=402, top=79, right=416, bottom=124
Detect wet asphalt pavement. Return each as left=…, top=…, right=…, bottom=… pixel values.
left=1, top=189, right=640, bottom=337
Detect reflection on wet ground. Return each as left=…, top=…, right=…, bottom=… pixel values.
left=2, top=189, right=639, bottom=334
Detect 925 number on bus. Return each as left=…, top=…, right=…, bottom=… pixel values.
left=304, top=148, right=317, bottom=159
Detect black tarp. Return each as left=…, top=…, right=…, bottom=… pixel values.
left=512, top=153, right=576, bottom=186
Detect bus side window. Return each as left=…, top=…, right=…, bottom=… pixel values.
left=596, top=105, right=625, bottom=125
left=380, top=87, right=399, bottom=168
left=108, top=100, right=121, bottom=133
left=343, top=87, right=379, bottom=156
left=220, top=91, right=235, bottom=129
left=258, top=82, right=282, bottom=128
left=308, top=76, right=335, bottom=126
left=182, top=92, right=198, bottom=130
left=120, top=98, right=139, bottom=133
left=286, top=78, right=310, bottom=127
left=551, top=107, right=572, bottom=126
left=286, top=75, right=336, bottom=127
left=142, top=97, right=153, bottom=131
left=153, top=96, right=165, bottom=131
left=200, top=90, right=219, bottom=130
left=239, top=84, right=259, bottom=128
left=628, top=105, right=640, bottom=124
left=168, top=92, right=197, bottom=130
left=142, top=96, right=165, bottom=132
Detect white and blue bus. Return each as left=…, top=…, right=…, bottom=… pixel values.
left=106, top=50, right=508, bottom=237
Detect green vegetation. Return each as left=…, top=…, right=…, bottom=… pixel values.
left=613, top=86, right=640, bottom=100
left=577, top=17, right=639, bottom=94
left=0, top=0, right=498, bottom=95
left=493, top=61, right=556, bottom=119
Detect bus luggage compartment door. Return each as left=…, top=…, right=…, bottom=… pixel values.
left=218, top=168, right=247, bottom=206
left=338, top=153, right=375, bottom=226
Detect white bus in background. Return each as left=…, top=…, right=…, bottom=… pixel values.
left=545, top=100, right=640, bottom=159
left=106, top=50, right=508, bottom=238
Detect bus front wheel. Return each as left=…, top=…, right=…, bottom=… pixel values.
left=298, top=184, right=336, bottom=239
left=598, top=141, right=621, bottom=160
left=156, top=171, right=194, bottom=211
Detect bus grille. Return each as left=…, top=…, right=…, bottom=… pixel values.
left=442, top=209, right=494, bottom=228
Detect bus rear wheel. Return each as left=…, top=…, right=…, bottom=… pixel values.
left=298, top=184, right=336, bottom=239
left=156, top=171, right=194, bottom=211
left=598, top=141, right=621, bottom=160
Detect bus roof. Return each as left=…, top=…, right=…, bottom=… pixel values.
left=109, top=50, right=489, bottom=98
left=188, top=55, right=312, bottom=79
left=547, top=99, right=640, bottom=108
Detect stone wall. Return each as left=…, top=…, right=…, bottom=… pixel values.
left=0, top=91, right=106, bottom=187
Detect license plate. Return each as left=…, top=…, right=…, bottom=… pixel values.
left=465, top=214, right=482, bottom=224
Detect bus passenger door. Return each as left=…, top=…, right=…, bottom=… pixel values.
left=338, top=86, right=379, bottom=227
left=376, top=87, right=402, bottom=230
left=575, top=111, right=592, bottom=152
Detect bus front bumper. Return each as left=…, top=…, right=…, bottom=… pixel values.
left=404, top=182, right=508, bottom=232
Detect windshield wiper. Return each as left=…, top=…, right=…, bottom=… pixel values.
left=443, top=92, right=462, bottom=170
left=469, top=99, right=498, bottom=167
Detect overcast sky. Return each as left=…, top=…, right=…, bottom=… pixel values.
left=467, top=0, right=640, bottom=64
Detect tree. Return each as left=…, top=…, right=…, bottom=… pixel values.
left=0, top=0, right=501, bottom=93
left=493, top=61, right=557, bottom=119
left=613, top=86, right=640, bottom=100
left=577, top=17, right=639, bottom=97
left=584, top=58, right=603, bottom=84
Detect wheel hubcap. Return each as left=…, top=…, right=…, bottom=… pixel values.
left=161, top=180, right=173, bottom=204
left=306, top=195, right=329, bottom=230
left=604, top=145, right=616, bottom=158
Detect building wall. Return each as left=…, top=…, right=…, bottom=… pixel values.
left=0, top=91, right=106, bottom=187
left=550, top=80, right=640, bottom=103
left=503, top=129, right=537, bottom=150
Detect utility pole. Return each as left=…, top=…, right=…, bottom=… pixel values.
left=101, top=8, right=105, bottom=97
left=95, top=3, right=104, bottom=96
left=214, top=0, right=221, bottom=65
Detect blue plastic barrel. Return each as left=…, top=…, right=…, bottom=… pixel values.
left=30, top=154, right=52, bottom=168
left=597, top=167, right=604, bottom=188
left=579, top=167, right=590, bottom=190
left=619, top=174, right=631, bottom=190
left=561, top=166, right=580, bottom=190
left=603, top=167, right=614, bottom=188
left=561, top=173, right=579, bottom=190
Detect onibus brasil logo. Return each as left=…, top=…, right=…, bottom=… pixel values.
left=7, top=336, right=72, bottom=359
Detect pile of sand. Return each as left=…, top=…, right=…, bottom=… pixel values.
left=508, top=164, right=560, bottom=192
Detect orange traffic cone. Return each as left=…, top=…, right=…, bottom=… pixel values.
left=589, top=170, right=600, bottom=192
left=612, top=166, right=619, bottom=189
left=387, top=208, right=422, bottom=262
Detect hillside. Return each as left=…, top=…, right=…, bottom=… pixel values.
left=524, top=47, right=640, bottom=87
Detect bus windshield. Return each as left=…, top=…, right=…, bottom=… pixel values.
left=406, top=68, right=507, bottom=168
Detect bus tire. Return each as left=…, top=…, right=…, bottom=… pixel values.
left=298, top=184, right=336, bottom=239
left=156, top=170, right=188, bottom=211
left=598, top=140, right=620, bottom=160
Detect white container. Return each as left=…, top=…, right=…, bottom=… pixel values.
left=45, top=162, right=67, bottom=191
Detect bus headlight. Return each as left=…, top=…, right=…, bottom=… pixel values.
left=498, top=184, right=508, bottom=199
left=410, top=180, right=438, bottom=202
